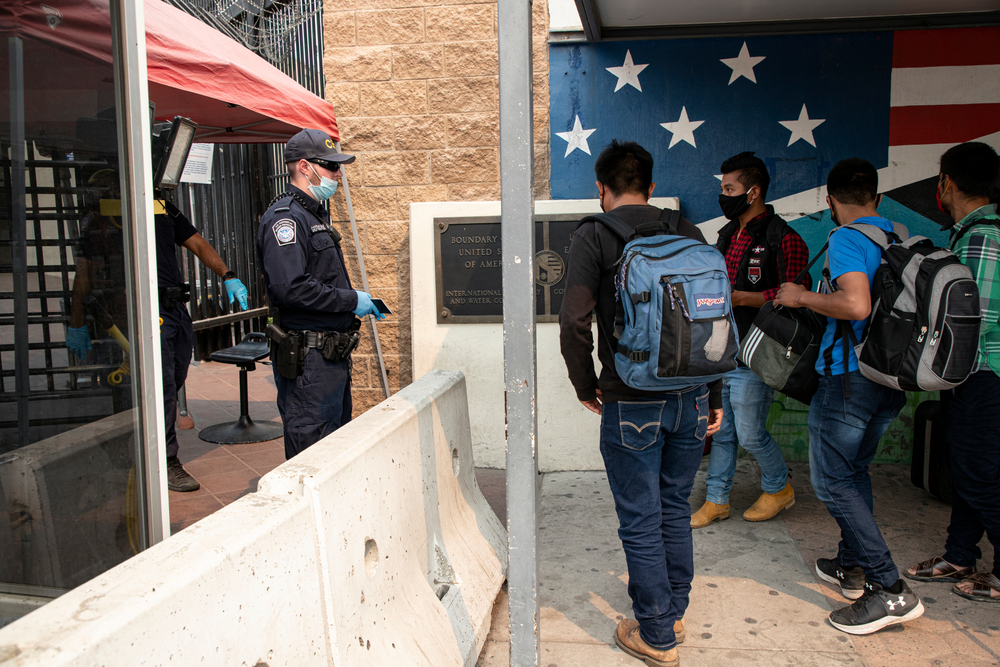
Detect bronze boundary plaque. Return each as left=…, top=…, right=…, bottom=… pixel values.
left=434, top=214, right=584, bottom=324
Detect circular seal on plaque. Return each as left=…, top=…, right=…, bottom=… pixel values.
left=534, top=250, right=565, bottom=287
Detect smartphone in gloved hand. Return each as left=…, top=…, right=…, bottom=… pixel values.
left=370, top=298, right=392, bottom=315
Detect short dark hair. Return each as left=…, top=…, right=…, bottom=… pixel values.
left=827, top=158, right=878, bottom=206
left=594, top=140, right=654, bottom=197
left=720, top=151, right=770, bottom=200
left=940, top=142, right=1000, bottom=199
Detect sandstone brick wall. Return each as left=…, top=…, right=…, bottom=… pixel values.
left=323, top=0, right=550, bottom=413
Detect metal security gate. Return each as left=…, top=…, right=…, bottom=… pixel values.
left=170, top=145, right=271, bottom=357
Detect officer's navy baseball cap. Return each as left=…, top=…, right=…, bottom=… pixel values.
left=283, top=129, right=356, bottom=166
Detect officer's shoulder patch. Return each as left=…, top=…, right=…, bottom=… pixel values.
left=273, top=219, right=296, bottom=246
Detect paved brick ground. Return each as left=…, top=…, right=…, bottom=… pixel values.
left=169, top=360, right=284, bottom=533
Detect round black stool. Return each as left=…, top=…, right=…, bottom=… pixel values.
left=198, top=332, right=284, bottom=444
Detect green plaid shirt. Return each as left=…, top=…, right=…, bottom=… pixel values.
left=949, top=204, right=1000, bottom=376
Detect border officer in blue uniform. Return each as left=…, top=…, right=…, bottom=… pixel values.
left=257, top=129, right=384, bottom=459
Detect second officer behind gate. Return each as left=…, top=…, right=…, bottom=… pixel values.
left=257, top=129, right=385, bottom=460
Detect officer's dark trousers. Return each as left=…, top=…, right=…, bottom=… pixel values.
left=273, top=348, right=352, bottom=460
left=160, top=304, right=194, bottom=459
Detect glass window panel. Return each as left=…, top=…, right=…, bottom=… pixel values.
left=0, top=0, right=151, bottom=620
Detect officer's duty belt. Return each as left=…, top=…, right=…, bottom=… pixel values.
left=296, top=328, right=360, bottom=363
left=159, top=284, right=190, bottom=310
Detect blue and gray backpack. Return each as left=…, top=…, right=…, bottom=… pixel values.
left=582, top=208, right=739, bottom=391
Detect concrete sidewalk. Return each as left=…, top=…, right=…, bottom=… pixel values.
left=475, top=461, right=999, bottom=667
left=174, top=362, right=997, bottom=666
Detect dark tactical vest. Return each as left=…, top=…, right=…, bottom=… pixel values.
left=715, top=206, right=800, bottom=341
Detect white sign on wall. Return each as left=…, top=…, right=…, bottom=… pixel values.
left=180, top=143, right=214, bottom=185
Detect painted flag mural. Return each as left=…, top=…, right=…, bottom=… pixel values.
left=549, top=26, right=1000, bottom=463
left=549, top=26, right=1000, bottom=268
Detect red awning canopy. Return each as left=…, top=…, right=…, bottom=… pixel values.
left=0, top=0, right=338, bottom=144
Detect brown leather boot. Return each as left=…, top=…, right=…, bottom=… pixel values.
left=690, top=500, right=729, bottom=529
left=615, top=619, right=679, bottom=667
left=743, top=482, right=794, bottom=522
left=674, top=618, right=685, bottom=644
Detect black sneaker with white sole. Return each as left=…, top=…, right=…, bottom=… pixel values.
left=829, top=579, right=924, bottom=635
left=816, top=558, right=866, bottom=600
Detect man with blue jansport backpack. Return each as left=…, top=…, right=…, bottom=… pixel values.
left=774, top=159, right=925, bottom=635
left=560, top=140, right=728, bottom=667
left=905, top=142, right=1000, bottom=604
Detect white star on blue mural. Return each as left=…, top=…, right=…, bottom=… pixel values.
left=720, top=42, right=766, bottom=84
left=660, top=106, right=705, bottom=148
left=555, top=115, right=597, bottom=157
left=606, top=50, right=649, bottom=92
left=779, top=104, right=826, bottom=147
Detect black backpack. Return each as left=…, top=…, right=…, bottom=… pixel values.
left=831, top=223, right=981, bottom=392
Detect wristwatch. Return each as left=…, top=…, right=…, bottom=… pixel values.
left=222, top=270, right=237, bottom=281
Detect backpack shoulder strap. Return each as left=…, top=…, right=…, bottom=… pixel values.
left=950, top=216, right=1000, bottom=248
left=578, top=211, right=633, bottom=241
left=660, top=207, right=681, bottom=234
left=892, top=221, right=910, bottom=242
left=764, top=215, right=788, bottom=250
left=843, top=222, right=891, bottom=249
left=765, top=215, right=789, bottom=279
left=631, top=207, right=682, bottom=239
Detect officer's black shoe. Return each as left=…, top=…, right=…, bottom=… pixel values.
left=166, top=456, right=200, bottom=492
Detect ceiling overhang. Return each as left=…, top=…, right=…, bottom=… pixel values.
left=572, top=0, right=1000, bottom=41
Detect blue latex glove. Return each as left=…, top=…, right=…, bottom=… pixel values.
left=353, top=291, right=385, bottom=321
left=67, top=325, right=92, bottom=359
left=224, top=278, right=249, bottom=311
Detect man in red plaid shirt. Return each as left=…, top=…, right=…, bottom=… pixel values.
left=691, top=152, right=811, bottom=528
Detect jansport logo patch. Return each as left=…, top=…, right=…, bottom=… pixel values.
left=694, top=293, right=726, bottom=309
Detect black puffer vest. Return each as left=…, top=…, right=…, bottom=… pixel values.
left=715, top=206, right=790, bottom=341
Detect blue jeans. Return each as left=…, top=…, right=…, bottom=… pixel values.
left=274, top=348, right=352, bottom=460
left=705, top=367, right=788, bottom=504
left=808, top=371, right=906, bottom=588
left=943, top=369, right=1000, bottom=578
left=600, top=386, right=709, bottom=650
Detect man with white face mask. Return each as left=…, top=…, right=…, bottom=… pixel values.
left=256, top=129, right=384, bottom=459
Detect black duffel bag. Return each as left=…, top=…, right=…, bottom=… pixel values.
left=736, top=243, right=827, bottom=405
left=738, top=301, right=825, bottom=404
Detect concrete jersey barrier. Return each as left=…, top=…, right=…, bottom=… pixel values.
left=258, top=369, right=507, bottom=667
left=0, top=370, right=507, bottom=667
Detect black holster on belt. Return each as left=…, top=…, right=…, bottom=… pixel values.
left=159, top=284, right=190, bottom=310
left=267, top=322, right=301, bottom=380
left=305, top=318, right=361, bottom=363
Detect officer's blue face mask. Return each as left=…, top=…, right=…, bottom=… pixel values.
left=307, top=163, right=339, bottom=201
